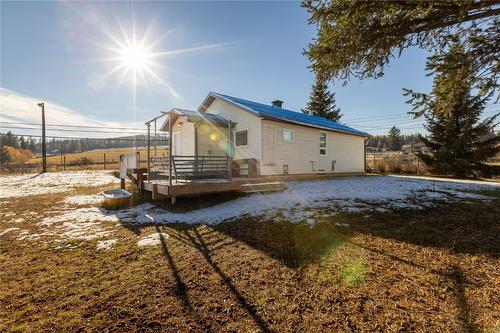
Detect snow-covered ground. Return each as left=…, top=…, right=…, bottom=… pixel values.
left=110, top=175, right=497, bottom=225
left=1, top=172, right=498, bottom=247
left=0, top=171, right=119, bottom=198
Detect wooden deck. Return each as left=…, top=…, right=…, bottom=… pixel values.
left=126, top=168, right=285, bottom=200
left=126, top=167, right=367, bottom=202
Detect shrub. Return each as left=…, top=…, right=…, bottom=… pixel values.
left=386, top=155, right=402, bottom=173
left=1, top=146, right=33, bottom=164
left=68, top=157, right=93, bottom=166
left=375, top=161, right=386, bottom=173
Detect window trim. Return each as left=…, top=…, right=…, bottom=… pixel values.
left=234, top=129, right=249, bottom=147
left=319, top=131, right=327, bottom=155
left=283, top=128, right=294, bottom=143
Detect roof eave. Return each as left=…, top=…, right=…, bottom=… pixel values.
left=200, top=92, right=262, bottom=117
left=260, top=115, right=370, bottom=138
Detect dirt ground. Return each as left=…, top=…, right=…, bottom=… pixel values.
left=0, top=178, right=499, bottom=332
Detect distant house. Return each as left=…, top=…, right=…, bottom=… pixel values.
left=159, top=92, right=370, bottom=176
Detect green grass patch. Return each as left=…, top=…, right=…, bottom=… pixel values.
left=341, top=259, right=367, bottom=287
left=461, top=187, right=500, bottom=198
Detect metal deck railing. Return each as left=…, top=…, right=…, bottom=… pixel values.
left=150, top=155, right=230, bottom=182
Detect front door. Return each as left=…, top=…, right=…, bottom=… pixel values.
left=173, top=131, right=181, bottom=155
left=263, top=126, right=275, bottom=165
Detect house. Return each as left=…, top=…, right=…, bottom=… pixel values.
left=159, top=92, right=370, bottom=176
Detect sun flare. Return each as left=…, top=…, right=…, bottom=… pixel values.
left=119, top=45, right=150, bottom=69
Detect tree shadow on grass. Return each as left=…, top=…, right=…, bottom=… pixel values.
left=350, top=240, right=481, bottom=333
left=154, top=225, right=214, bottom=332
left=344, top=199, right=500, bottom=333
left=154, top=224, right=274, bottom=333
left=214, top=218, right=348, bottom=268
left=347, top=201, right=500, bottom=258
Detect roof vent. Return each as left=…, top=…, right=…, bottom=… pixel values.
left=271, top=100, right=284, bottom=108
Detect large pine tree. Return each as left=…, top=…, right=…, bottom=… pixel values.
left=302, top=75, right=342, bottom=122
left=387, top=126, right=403, bottom=151
left=406, top=43, right=499, bottom=177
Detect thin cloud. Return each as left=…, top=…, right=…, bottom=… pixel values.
left=0, top=87, right=147, bottom=138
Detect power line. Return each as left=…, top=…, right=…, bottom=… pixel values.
left=0, top=121, right=145, bottom=131
left=1, top=133, right=168, bottom=142
left=0, top=125, right=146, bottom=135
left=343, top=103, right=499, bottom=122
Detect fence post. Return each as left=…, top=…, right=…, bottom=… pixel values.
left=63, top=156, right=66, bottom=171
left=372, top=155, right=375, bottom=168
left=104, top=153, right=107, bottom=170
left=416, top=155, right=420, bottom=175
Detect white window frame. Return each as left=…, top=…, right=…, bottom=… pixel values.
left=234, top=129, right=249, bottom=147
left=283, top=128, right=294, bottom=143
left=319, top=132, right=327, bottom=155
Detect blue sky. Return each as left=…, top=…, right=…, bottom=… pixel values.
left=1, top=1, right=437, bottom=136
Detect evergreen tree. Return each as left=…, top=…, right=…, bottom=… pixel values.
left=19, top=136, right=27, bottom=149
left=303, top=1, right=499, bottom=100
left=302, top=75, right=342, bottom=122
left=406, top=43, right=499, bottom=177
left=387, top=126, right=403, bottom=151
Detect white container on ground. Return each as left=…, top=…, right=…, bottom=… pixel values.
left=102, top=188, right=132, bottom=209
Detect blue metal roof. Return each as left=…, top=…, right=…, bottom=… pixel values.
left=210, top=92, right=369, bottom=137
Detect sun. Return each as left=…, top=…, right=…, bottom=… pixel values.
left=119, top=45, right=150, bottom=70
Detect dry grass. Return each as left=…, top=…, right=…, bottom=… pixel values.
left=28, top=147, right=168, bottom=165
left=367, top=153, right=430, bottom=175
left=0, top=188, right=499, bottom=332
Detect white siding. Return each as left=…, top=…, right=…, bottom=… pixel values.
left=196, top=123, right=229, bottom=156
left=203, top=98, right=262, bottom=162
left=260, top=119, right=365, bottom=175
left=172, top=117, right=195, bottom=156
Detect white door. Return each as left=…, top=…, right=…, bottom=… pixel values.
left=263, top=127, right=275, bottom=165
left=318, top=132, right=329, bottom=172
left=173, top=131, right=181, bottom=155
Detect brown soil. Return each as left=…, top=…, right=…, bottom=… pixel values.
left=0, top=190, right=499, bottom=332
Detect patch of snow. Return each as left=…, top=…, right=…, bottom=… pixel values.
left=112, top=176, right=494, bottom=225
left=0, top=227, right=20, bottom=236
left=335, top=223, right=350, bottom=227
left=96, top=239, right=117, bottom=251
left=14, top=218, right=25, bottom=223
left=388, top=174, right=500, bottom=186
left=137, top=232, right=169, bottom=247
left=0, top=171, right=119, bottom=199
left=12, top=176, right=498, bottom=243
left=240, top=181, right=281, bottom=187
left=39, top=207, right=120, bottom=226
left=59, top=221, right=114, bottom=240
left=64, top=194, right=103, bottom=206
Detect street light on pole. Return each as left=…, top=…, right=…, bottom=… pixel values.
left=37, top=102, right=47, bottom=173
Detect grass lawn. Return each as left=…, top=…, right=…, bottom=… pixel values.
left=0, top=174, right=499, bottom=332
left=28, top=146, right=168, bottom=165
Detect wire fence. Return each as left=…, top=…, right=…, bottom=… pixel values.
left=0, top=149, right=168, bottom=174
left=366, top=152, right=428, bottom=175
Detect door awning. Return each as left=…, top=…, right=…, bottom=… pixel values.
left=159, top=108, right=234, bottom=132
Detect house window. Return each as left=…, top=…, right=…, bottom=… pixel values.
left=283, top=129, right=294, bottom=142
left=235, top=130, right=248, bottom=146
left=319, top=132, right=326, bottom=155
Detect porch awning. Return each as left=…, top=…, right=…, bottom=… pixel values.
left=159, top=108, right=233, bottom=132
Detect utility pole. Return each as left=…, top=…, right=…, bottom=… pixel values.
left=154, top=119, right=157, bottom=156
left=37, top=103, right=47, bottom=172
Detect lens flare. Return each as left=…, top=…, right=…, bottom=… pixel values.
left=120, top=45, right=149, bottom=70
